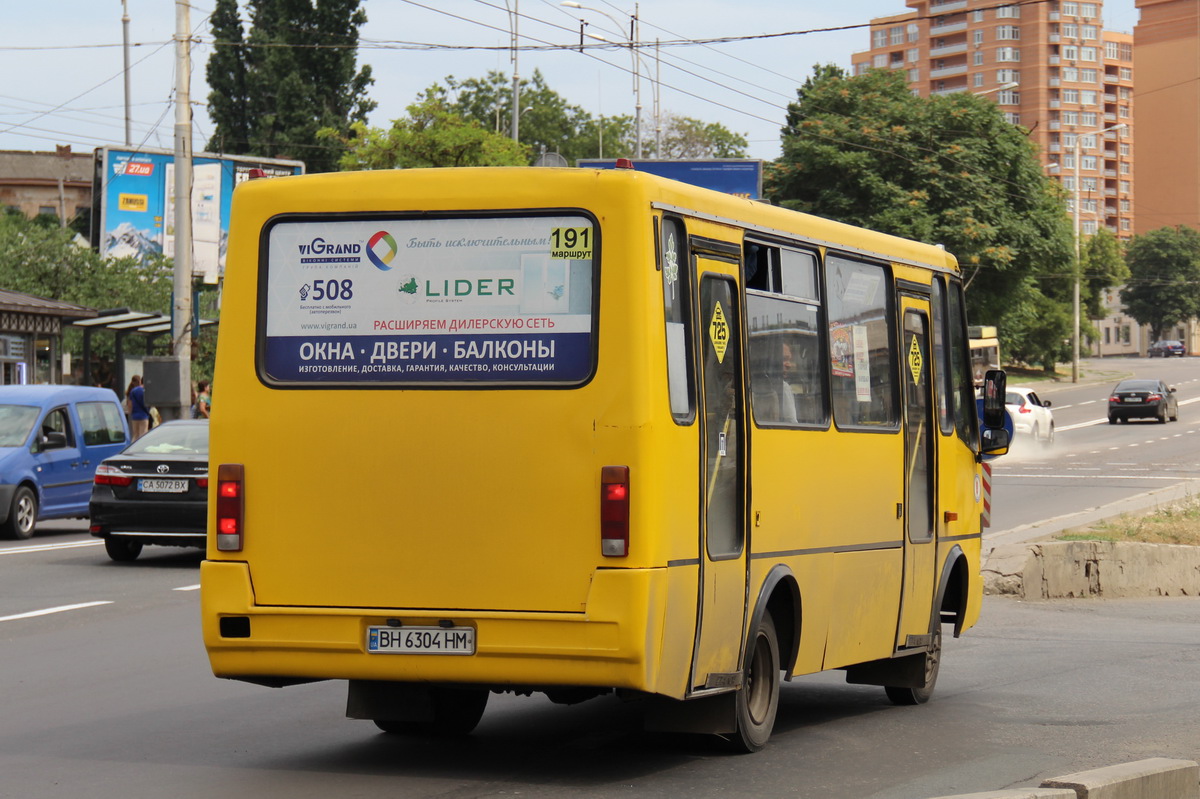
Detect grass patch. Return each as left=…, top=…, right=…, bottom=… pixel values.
left=1056, top=494, right=1200, bottom=546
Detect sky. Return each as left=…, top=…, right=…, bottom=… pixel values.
left=0, top=0, right=1140, bottom=164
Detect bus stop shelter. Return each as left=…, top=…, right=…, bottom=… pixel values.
left=71, top=308, right=217, bottom=397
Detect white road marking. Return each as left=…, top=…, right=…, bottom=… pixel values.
left=0, top=601, right=112, bottom=623
left=0, top=540, right=103, bottom=556
left=173, top=584, right=200, bottom=592
left=998, top=473, right=1186, bottom=480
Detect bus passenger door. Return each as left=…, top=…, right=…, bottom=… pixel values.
left=897, top=300, right=937, bottom=645
left=690, top=267, right=749, bottom=693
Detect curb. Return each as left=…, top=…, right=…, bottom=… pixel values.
left=930, top=757, right=1199, bottom=799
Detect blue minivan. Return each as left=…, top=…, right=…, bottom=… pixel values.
left=0, top=386, right=130, bottom=539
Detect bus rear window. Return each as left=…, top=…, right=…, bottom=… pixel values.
left=259, top=214, right=596, bottom=386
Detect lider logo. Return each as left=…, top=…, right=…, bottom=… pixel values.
left=366, top=231, right=397, bottom=271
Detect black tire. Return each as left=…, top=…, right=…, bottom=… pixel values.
left=374, top=687, right=488, bottom=737
left=0, top=485, right=37, bottom=540
left=885, top=626, right=942, bottom=706
left=1108, top=415, right=1117, bottom=425
left=1044, top=423, right=1055, bottom=446
left=1171, top=406, right=1179, bottom=422
left=729, top=610, right=781, bottom=753
left=104, top=537, right=143, bottom=562
left=1158, top=405, right=1168, bottom=424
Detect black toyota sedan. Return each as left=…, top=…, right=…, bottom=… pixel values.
left=89, top=420, right=208, bottom=562
left=1107, top=379, right=1179, bottom=424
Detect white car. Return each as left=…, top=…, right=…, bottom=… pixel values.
left=1005, top=387, right=1054, bottom=445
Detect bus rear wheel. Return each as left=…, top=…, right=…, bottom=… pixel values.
left=373, top=687, right=489, bottom=737
left=730, top=610, right=781, bottom=753
left=885, top=626, right=941, bottom=706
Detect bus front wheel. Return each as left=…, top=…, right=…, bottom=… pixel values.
left=730, top=610, right=781, bottom=753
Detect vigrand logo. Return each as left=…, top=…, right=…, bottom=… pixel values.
left=366, top=231, right=398, bottom=271
left=297, top=237, right=362, bottom=265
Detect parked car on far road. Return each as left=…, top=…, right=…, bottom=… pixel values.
left=1004, top=387, right=1055, bottom=446
left=0, top=385, right=129, bottom=540
left=1148, top=339, right=1186, bottom=357
left=89, top=419, right=208, bottom=562
left=1108, top=379, right=1179, bottom=424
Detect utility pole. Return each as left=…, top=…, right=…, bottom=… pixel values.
left=172, top=0, right=194, bottom=417
left=509, top=0, right=520, bottom=142
left=121, top=0, right=131, bottom=146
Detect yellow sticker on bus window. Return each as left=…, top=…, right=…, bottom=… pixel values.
left=549, top=226, right=593, bottom=260
left=908, top=334, right=923, bottom=384
left=710, top=301, right=729, bottom=363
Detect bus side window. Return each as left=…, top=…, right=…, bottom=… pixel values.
left=743, top=241, right=826, bottom=427
left=662, top=217, right=695, bottom=422
left=947, top=281, right=978, bottom=448
left=931, top=278, right=954, bottom=435
left=825, top=254, right=897, bottom=429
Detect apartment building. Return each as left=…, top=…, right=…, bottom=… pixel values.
left=851, top=0, right=1141, bottom=357
left=1132, top=0, right=1199, bottom=233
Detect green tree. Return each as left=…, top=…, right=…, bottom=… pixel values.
left=433, top=71, right=746, bottom=165
left=1121, top=226, right=1200, bottom=341
left=1080, top=228, right=1128, bottom=319
left=767, top=66, right=1075, bottom=371
left=0, top=212, right=175, bottom=373
left=327, top=93, right=531, bottom=170
left=441, top=70, right=630, bottom=165
left=205, top=0, right=252, bottom=154
left=205, top=0, right=376, bottom=172
left=652, top=112, right=748, bottom=159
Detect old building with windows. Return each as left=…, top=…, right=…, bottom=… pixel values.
left=0, top=146, right=92, bottom=228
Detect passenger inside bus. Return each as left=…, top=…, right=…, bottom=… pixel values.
left=750, top=333, right=798, bottom=425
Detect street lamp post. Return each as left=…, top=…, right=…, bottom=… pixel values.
left=505, top=0, right=520, bottom=142
left=562, top=1, right=642, bottom=157
left=1071, top=122, right=1126, bottom=383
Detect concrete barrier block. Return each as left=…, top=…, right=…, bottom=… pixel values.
left=981, top=543, right=1039, bottom=598
left=983, top=541, right=1200, bottom=600
left=1040, top=757, right=1199, bottom=798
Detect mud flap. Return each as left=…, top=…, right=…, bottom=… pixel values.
left=643, top=690, right=738, bottom=735
left=844, top=650, right=929, bottom=689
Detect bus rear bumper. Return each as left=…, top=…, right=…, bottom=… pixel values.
left=200, top=560, right=680, bottom=696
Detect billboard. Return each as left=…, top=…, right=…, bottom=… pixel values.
left=576, top=158, right=763, bottom=199
left=93, top=146, right=304, bottom=284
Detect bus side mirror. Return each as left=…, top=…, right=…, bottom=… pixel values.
left=982, top=369, right=1006, bottom=429
left=980, top=369, right=1009, bottom=457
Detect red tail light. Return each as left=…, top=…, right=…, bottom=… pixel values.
left=1018, top=405, right=1031, bottom=414
left=600, top=466, right=630, bottom=557
left=216, top=464, right=244, bottom=551
left=1147, top=393, right=1162, bottom=402
left=94, top=463, right=133, bottom=486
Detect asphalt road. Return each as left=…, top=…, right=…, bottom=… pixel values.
left=4, top=522, right=1200, bottom=798
left=986, top=355, right=1200, bottom=545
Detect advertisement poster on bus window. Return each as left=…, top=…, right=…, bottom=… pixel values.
left=830, top=324, right=854, bottom=378
left=262, top=215, right=595, bottom=385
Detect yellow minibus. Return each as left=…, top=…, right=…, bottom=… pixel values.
left=201, top=164, right=1009, bottom=751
